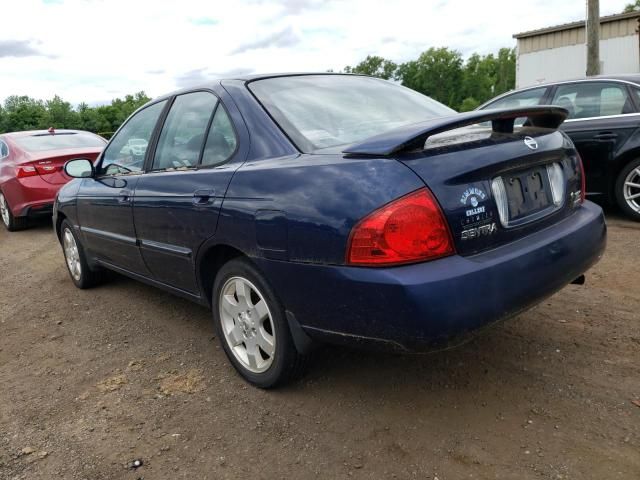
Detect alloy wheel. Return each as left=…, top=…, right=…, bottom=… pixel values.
left=0, top=193, right=9, bottom=227
left=63, top=228, right=82, bottom=281
left=623, top=167, right=640, bottom=214
left=219, top=276, right=276, bottom=373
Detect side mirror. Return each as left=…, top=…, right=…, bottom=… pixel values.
left=64, top=158, right=94, bottom=178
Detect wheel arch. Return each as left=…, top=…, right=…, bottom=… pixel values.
left=609, top=148, right=640, bottom=201
left=55, top=211, right=67, bottom=243
left=196, top=243, right=247, bottom=307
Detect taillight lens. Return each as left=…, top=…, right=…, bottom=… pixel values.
left=35, top=164, right=58, bottom=175
left=16, top=165, right=39, bottom=178
left=346, top=187, right=455, bottom=266
left=577, top=153, right=586, bottom=204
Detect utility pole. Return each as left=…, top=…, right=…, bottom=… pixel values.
left=586, top=0, right=600, bottom=76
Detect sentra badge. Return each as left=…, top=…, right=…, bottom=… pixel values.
left=461, top=222, right=497, bottom=241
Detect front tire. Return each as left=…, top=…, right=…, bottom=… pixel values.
left=60, top=220, right=102, bottom=289
left=212, top=257, right=306, bottom=388
left=0, top=191, right=28, bottom=231
left=615, top=158, right=640, bottom=222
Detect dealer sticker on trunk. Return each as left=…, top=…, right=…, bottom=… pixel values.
left=459, top=186, right=497, bottom=240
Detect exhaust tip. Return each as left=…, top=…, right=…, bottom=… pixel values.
left=570, top=274, right=585, bottom=285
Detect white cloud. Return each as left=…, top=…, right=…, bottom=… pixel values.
left=0, top=0, right=631, bottom=105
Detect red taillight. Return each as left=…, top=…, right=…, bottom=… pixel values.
left=577, top=153, right=586, bottom=204
left=35, top=164, right=59, bottom=175
left=16, top=165, right=39, bottom=178
left=346, top=187, right=455, bottom=266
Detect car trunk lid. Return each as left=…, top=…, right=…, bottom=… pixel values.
left=344, top=107, right=584, bottom=256
left=21, top=148, right=102, bottom=185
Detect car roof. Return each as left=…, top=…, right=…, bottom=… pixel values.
left=479, top=74, right=640, bottom=109
left=512, top=75, right=640, bottom=92
left=151, top=72, right=369, bottom=103
left=2, top=129, right=96, bottom=138
left=530, top=74, right=640, bottom=88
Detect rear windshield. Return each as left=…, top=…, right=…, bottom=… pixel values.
left=248, top=75, right=456, bottom=152
left=13, top=132, right=106, bottom=152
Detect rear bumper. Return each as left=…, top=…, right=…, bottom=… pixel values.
left=2, top=177, right=59, bottom=218
left=256, top=201, right=606, bottom=351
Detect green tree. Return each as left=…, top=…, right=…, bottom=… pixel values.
left=0, top=91, right=151, bottom=135
left=46, top=95, right=80, bottom=129
left=624, top=1, right=640, bottom=12
left=493, top=47, right=516, bottom=97
left=462, top=53, right=496, bottom=107
left=3, top=96, right=48, bottom=131
left=344, top=55, right=398, bottom=80
left=77, top=102, right=109, bottom=134
left=459, top=97, right=481, bottom=112
left=397, top=47, right=464, bottom=109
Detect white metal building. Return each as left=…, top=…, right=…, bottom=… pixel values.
left=514, top=11, right=640, bottom=88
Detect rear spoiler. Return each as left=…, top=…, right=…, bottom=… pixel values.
left=343, top=106, right=568, bottom=157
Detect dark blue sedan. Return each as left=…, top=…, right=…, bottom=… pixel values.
left=54, top=74, right=606, bottom=387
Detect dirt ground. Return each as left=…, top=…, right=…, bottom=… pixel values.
left=0, top=207, right=638, bottom=480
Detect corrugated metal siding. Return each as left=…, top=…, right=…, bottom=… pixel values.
left=516, top=36, right=640, bottom=88
left=518, top=17, right=639, bottom=54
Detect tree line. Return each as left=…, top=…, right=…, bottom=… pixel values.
left=0, top=46, right=517, bottom=136
left=343, top=47, right=516, bottom=111
left=0, top=92, right=151, bottom=138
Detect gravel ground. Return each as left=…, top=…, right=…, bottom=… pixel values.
left=0, top=208, right=639, bottom=479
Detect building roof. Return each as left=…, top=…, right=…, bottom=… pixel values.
left=514, top=10, right=640, bottom=39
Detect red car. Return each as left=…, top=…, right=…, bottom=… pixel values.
left=0, top=129, right=106, bottom=231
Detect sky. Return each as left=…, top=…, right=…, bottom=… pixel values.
left=0, top=0, right=632, bottom=105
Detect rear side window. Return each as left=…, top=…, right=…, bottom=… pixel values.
left=13, top=132, right=105, bottom=152
left=201, top=106, right=237, bottom=167
left=551, top=82, right=633, bottom=119
left=100, top=100, right=167, bottom=176
left=152, top=92, right=218, bottom=170
left=0, top=140, right=8, bottom=158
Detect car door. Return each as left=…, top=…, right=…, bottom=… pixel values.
left=551, top=81, right=638, bottom=195
left=76, top=100, right=168, bottom=275
left=132, top=91, right=240, bottom=293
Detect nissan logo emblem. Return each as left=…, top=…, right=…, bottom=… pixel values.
left=524, top=136, right=538, bottom=150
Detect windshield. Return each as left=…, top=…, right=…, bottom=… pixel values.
left=249, top=75, right=456, bottom=152
left=14, top=132, right=106, bottom=152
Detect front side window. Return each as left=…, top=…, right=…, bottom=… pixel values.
left=152, top=92, right=218, bottom=171
left=201, top=105, right=237, bottom=166
left=99, top=100, right=167, bottom=176
left=551, top=82, right=633, bottom=120
left=249, top=75, right=456, bottom=152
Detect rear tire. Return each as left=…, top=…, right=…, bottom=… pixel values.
left=60, top=220, right=102, bottom=289
left=615, top=158, right=640, bottom=222
left=212, top=257, right=307, bottom=388
left=0, top=191, right=28, bottom=231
